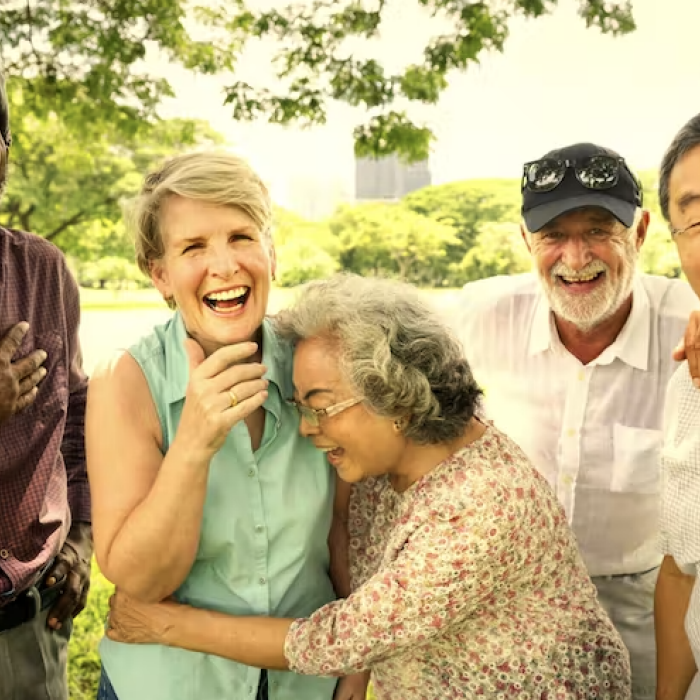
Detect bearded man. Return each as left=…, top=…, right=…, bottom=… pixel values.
left=452, top=142, right=699, bottom=700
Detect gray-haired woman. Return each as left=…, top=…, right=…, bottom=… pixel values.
left=105, top=273, right=631, bottom=698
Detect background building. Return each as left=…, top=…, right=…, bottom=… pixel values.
left=355, top=153, right=432, bottom=201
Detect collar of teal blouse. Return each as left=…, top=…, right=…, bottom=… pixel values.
left=162, top=312, right=293, bottom=419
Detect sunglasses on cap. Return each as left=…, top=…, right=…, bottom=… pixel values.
left=522, top=155, right=638, bottom=195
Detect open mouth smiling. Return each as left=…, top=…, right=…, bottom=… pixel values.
left=203, top=286, right=251, bottom=312
left=557, top=270, right=604, bottom=287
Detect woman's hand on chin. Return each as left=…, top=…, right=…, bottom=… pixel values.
left=174, top=337, right=269, bottom=460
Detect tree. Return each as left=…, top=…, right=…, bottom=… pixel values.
left=639, top=218, right=681, bottom=279
left=276, top=238, right=339, bottom=287
left=1, top=1, right=634, bottom=160
left=1, top=81, right=223, bottom=250
left=0, top=3, right=235, bottom=136
left=225, top=0, right=635, bottom=160
left=402, top=178, right=521, bottom=284
left=459, top=221, right=531, bottom=281
left=328, top=201, right=458, bottom=283
left=272, top=206, right=340, bottom=285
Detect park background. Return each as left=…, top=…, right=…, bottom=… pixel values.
left=2, top=0, right=698, bottom=697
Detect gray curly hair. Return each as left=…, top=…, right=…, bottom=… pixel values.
left=274, top=273, right=483, bottom=444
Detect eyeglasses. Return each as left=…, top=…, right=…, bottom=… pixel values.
left=522, top=155, right=640, bottom=201
left=671, top=221, right=700, bottom=240
left=286, top=397, right=362, bottom=427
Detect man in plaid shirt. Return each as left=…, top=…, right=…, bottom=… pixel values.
left=0, top=72, right=92, bottom=700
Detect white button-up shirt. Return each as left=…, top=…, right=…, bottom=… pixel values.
left=447, top=272, right=698, bottom=576
left=660, top=363, right=700, bottom=669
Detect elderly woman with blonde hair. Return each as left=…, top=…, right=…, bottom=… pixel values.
left=106, top=273, right=632, bottom=698
left=86, top=152, right=364, bottom=700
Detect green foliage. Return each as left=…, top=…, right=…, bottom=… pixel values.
left=276, top=238, right=340, bottom=287
left=459, top=222, right=532, bottom=281
left=224, top=0, right=635, bottom=160
left=1, top=0, right=634, bottom=160
left=328, top=201, right=458, bottom=283
left=1, top=81, right=222, bottom=259
left=402, top=178, right=521, bottom=284
left=0, top=2, right=236, bottom=135
left=68, top=561, right=114, bottom=700
left=78, top=255, right=146, bottom=290
left=640, top=218, right=681, bottom=279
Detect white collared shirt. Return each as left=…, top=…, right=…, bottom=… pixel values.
left=446, top=272, right=698, bottom=576
left=660, top=364, right=700, bottom=669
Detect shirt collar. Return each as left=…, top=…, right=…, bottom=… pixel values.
left=527, top=274, right=650, bottom=370
left=163, top=313, right=293, bottom=405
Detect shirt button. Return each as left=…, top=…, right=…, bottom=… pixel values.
left=248, top=468, right=256, bottom=478
left=562, top=475, right=573, bottom=485
left=259, top=576, right=267, bottom=585
left=566, top=428, right=575, bottom=437
left=255, top=525, right=264, bottom=533
left=577, top=370, right=585, bottom=381
left=0, top=549, right=8, bottom=559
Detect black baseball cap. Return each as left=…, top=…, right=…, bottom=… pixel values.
left=521, top=142, right=641, bottom=232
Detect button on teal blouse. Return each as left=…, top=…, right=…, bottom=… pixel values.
left=100, top=313, right=338, bottom=700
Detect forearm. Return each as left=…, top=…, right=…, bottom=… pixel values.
left=100, top=442, right=211, bottom=602
left=655, top=556, right=697, bottom=700
left=164, top=606, right=293, bottom=670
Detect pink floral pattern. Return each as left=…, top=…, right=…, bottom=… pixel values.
left=285, top=425, right=631, bottom=698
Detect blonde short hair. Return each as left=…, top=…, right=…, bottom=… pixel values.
left=129, top=151, right=273, bottom=276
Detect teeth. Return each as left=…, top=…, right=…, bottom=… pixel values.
left=561, top=273, right=600, bottom=282
left=206, top=287, right=248, bottom=301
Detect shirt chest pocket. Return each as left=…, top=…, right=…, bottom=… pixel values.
left=611, top=424, right=662, bottom=494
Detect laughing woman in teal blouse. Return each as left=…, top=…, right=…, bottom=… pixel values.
left=85, top=152, right=363, bottom=700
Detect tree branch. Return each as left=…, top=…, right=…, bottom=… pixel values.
left=18, top=202, right=35, bottom=231
left=44, top=195, right=117, bottom=240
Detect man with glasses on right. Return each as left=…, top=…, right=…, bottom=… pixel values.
left=451, top=142, right=698, bottom=699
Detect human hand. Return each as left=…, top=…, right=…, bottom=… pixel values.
left=175, top=338, right=268, bottom=459
left=106, top=590, right=181, bottom=646
left=673, top=310, right=700, bottom=387
left=0, top=322, right=47, bottom=424
left=44, top=522, right=93, bottom=630
left=334, top=671, right=371, bottom=700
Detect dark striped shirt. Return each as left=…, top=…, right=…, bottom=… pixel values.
left=0, top=227, right=89, bottom=602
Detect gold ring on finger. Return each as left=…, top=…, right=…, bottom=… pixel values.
left=228, top=389, right=239, bottom=409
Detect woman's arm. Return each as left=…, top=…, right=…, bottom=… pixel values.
left=655, top=555, right=697, bottom=700
left=107, top=593, right=293, bottom=669
left=108, top=499, right=521, bottom=675
left=88, top=339, right=267, bottom=602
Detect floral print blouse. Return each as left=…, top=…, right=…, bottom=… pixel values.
left=284, top=424, right=631, bottom=698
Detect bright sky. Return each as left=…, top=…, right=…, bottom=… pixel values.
left=153, top=0, right=700, bottom=196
